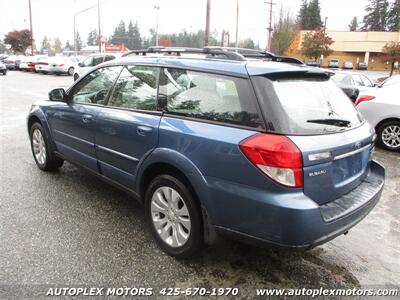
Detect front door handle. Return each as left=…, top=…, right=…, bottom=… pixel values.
left=82, top=114, right=93, bottom=123
left=137, top=125, right=153, bottom=136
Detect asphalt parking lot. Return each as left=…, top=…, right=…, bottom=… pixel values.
left=0, top=70, right=399, bottom=298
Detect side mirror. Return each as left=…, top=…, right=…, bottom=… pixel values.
left=49, top=88, right=67, bottom=101
left=78, top=62, right=83, bottom=67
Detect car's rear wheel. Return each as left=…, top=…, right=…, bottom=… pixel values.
left=30, top=123, right=64, bottom=171
left=68, top=67, right=74, bottom=76
left=377, top=120, right=400, bottom=152
left=145, top=175, right=203, bottom=258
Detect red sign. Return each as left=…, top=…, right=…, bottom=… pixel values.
left=99, top=36, right=107, bottom=43
left=105, top=44, right=129, bottom=52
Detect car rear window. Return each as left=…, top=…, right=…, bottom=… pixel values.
left=252, top=76, right=364, bottom=135
left=159, top=68, right=265, bottom=129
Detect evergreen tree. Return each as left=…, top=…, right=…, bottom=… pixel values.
left=298, top=0, right=323, bottom=30
left=361, top=0, right=390, bottom=31
left=52, top=38, right=62, bottom=53
left=348, top=17, right=359, bottom=31
left=75, top=31, right=83, bottom=51
left=127, top=21, right=142, bottom=50
left=40, top=36, right=51, bottom=54
left=87, top=28, right=98, bottom=46
left=64, top=40, right=72, bottom=50
left=298, top=0, right=308, bottom=29
left=307, top=0, right=323, bottom=29
left=109, top=20, right=128, bottom=45
left=387, top=0, right=400, bottom=31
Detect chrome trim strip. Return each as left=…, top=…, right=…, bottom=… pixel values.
left=53, top=130, right=94, bottom=147
left=333, top=144, right=371, bottom=161
left=308, top=151, right=331, bottom=161
left=96, top=144, right=139, bottom=162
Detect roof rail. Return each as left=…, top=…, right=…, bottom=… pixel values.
left=121, top=47, right=246, bottom=61
left=205, top=46, right=304, bottom=65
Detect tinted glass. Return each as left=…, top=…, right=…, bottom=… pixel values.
left=70, top=66, right=122, bottom=105
left=104, top=55, right=116, bottom=62
left=92, top=56, right=104, bottom=66
left=253, top=76, right=364, bottom=135
left=108, top=66, right=159, bottom=111
left=159, top=68, right=264, bottom=129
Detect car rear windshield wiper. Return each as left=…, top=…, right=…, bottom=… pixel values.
left=307, top=118, right=351, bottom=127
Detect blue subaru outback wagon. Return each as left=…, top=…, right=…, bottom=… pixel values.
left=27, top=47, right=385, bottom=258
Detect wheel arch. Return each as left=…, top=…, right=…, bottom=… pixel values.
left=27, top=110, right=58, bottom=157
left=136, top=148, right=217, bottom=244
left=375, top=117, right=400, bottom=132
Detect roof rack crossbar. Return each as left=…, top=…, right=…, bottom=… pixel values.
left=122, top=47, right=246, bottom=61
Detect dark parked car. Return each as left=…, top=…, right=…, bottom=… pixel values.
left=306, top=61, right=321, bottom=67
left=0, top=62, right=7, bottom=75
left=27, top=47, right=385, bottom=258
left=356, top=62, right=368, bottom=70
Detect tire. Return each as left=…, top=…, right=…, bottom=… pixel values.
left=29, top=123, right=64, bottom=171
left=68, top=67, right=74, bottom=76
left=376, top=120, right=400, bottom=152
left=145, top=174, right=203, bottom=258
left=74, top=73, right=79, bottom=81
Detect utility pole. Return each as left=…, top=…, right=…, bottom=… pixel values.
left=154, top=5, right=160, bottom=46
left=205, top=0, right=211, bottom=46
left=97, top=0, right=102, bottom=52
left=28, top=0, right=34, bottom=55
left=265, top=0, right=275, bottom=52
left=321, top=17, right=328, bottom=64
left=235, top=0, right=239, bottom=48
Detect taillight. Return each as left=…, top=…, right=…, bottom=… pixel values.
left=58, top=64, right=64, bottom=67
left=239, top=133, right=303, bottom=188
left=355, top=95, right=375, bottom=106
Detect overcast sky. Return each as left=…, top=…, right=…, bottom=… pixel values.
left=0, top=0, right=369, bottom=49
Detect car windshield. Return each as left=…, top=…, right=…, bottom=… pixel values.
left=382, top=75, right=400, bottom=87
left=253, top=76, right=364, bottom=135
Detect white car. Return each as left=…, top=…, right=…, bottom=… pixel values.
left=34, top=56, right=50, bottom=73
left=356, top=75, right=400, bottom=152
left=73, top=53, right=120, bottom=81
left=18, top=56, right=30, bottom=71
left=47, top=56, right=80, bottom=76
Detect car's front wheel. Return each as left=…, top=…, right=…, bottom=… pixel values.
left=74, top=73, right=79, bottom=81
left=145, top=174, right=203, bottom=258
left=68, top=67, right=74, bottom=76
left=30, top=123, right=64, bottom=171
left=377, top=120, right=400, bottom=152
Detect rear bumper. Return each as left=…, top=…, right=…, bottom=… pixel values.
left=209, top=160, right=385, bottom=249
left=48, top=67, right=68, bottom=73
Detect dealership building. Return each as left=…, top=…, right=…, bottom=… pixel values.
left=286, top=31, right=400, bottom=70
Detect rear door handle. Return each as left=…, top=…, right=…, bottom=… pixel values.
left=82, top=114, right=93, bottom=123
left=137, top=125, right=153, bottom=136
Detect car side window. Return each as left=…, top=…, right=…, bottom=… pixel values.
left=108, top=66, right=159, bottom=111
left=104, top=55, right=116, bottom=62
left=69, top=66, right=122, bottom=105
left=82, top=56, right=93, bottom=67
left=360, top=75, right=373, bottom=87
left=352, top=75, right=364, bottom=86
left=159, top=68, right=264, bottom=129
left=92, top=56, right=104, bottom=66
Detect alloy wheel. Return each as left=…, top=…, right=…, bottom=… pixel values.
left=150, top=186, right=191, bottom=248
left=381, top=125, right=400, bottom=149
left=32, top=129, right=47, bottom=165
